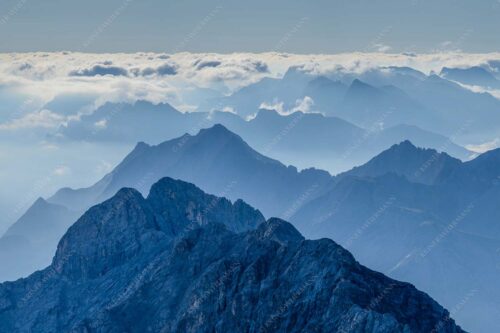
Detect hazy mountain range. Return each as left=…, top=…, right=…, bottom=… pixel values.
left=292, top=141, right=500, bottom=332
left=441, top=66, right=500, bottom=89
left=0, top=177, right=465, bottom=333
left=2, top=58, right=500, bottom=332
left=54, top=99, right=472, bottom=173
left=199, top=66, right=500, bottom=144
left=1, top=125, right=498, bottom=331
left=5, top=60, right=500, bottom=233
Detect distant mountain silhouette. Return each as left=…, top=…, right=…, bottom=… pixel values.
left=199, top=65, right=500, bottom=143
left=55, top=100, right=472, bottom=174
left=302, top=76, right=348, bottom=111
left=357, top=68, right=500, bottom=141
left=56, top=100, right=208, bottom=144
left=343, top=140, right=462, bottom=185
left=198, top=66, right=314, bottom=119
left=0, top=198, right=79, bottom=281
left=50, top=124, right=331, bottom=216
left=441, top=66, right=500, bottom=89
left=339, top=79, right=442, bottom=131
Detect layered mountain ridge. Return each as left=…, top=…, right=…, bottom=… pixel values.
left=56, top=98, right=472, bottom=172
left=1, top=125, right=498, bottom=332
left=49, top=123, right=331, bottom=216
left=0, top=177, right=465, bottom=333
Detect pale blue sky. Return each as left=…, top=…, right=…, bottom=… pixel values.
left=0, top=0, right=499, bottom=53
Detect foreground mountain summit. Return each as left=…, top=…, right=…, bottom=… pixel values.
left=0, top=178, right=464, bottom=333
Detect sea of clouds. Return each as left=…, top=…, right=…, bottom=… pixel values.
left=1, top=52, right=500, bottom=132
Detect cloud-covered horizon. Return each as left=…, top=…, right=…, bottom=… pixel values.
left=2, top=51, right=500, bottom=135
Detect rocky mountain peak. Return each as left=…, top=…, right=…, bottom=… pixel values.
left=0, top=177, right=465, bottom=332
left=52, top=178, right=265, bottom=279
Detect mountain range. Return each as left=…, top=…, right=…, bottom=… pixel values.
left=0, top=177, right=465, bottom=333
left=199, top=66, right=500, bottom=143
left=292, top=141, right=500, bottom=332
left=55, top=99, right=472, bottom=173
left=1, top=125, right=498, bottom=331
left=0, top=124, right=331, bottom=281
left=4, top=52, right=500, bottom=333
left=440, top=66, right=500, bottom=89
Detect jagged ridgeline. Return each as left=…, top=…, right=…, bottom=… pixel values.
left=0, top=177, right=465, bottom=332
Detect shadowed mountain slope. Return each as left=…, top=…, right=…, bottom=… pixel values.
left=0, top=177, right=465, bottom=333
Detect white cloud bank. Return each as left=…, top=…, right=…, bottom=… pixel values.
left=259, top=96, right=315, bottom=116
left=466, top=138, right=500, bottom=153
left=1, top=51, right=500, bottom=133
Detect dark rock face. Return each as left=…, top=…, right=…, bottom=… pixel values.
left=0, top=178, right=464, bottom=333
left=53, top=177, right=264, bottom=280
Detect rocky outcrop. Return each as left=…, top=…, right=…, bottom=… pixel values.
left=0, top=178, right=464, bottom=332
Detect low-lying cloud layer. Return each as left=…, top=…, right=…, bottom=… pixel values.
left=259, top=96, right=315, bottom=117
left=1, top=51, right=500, bottom=135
